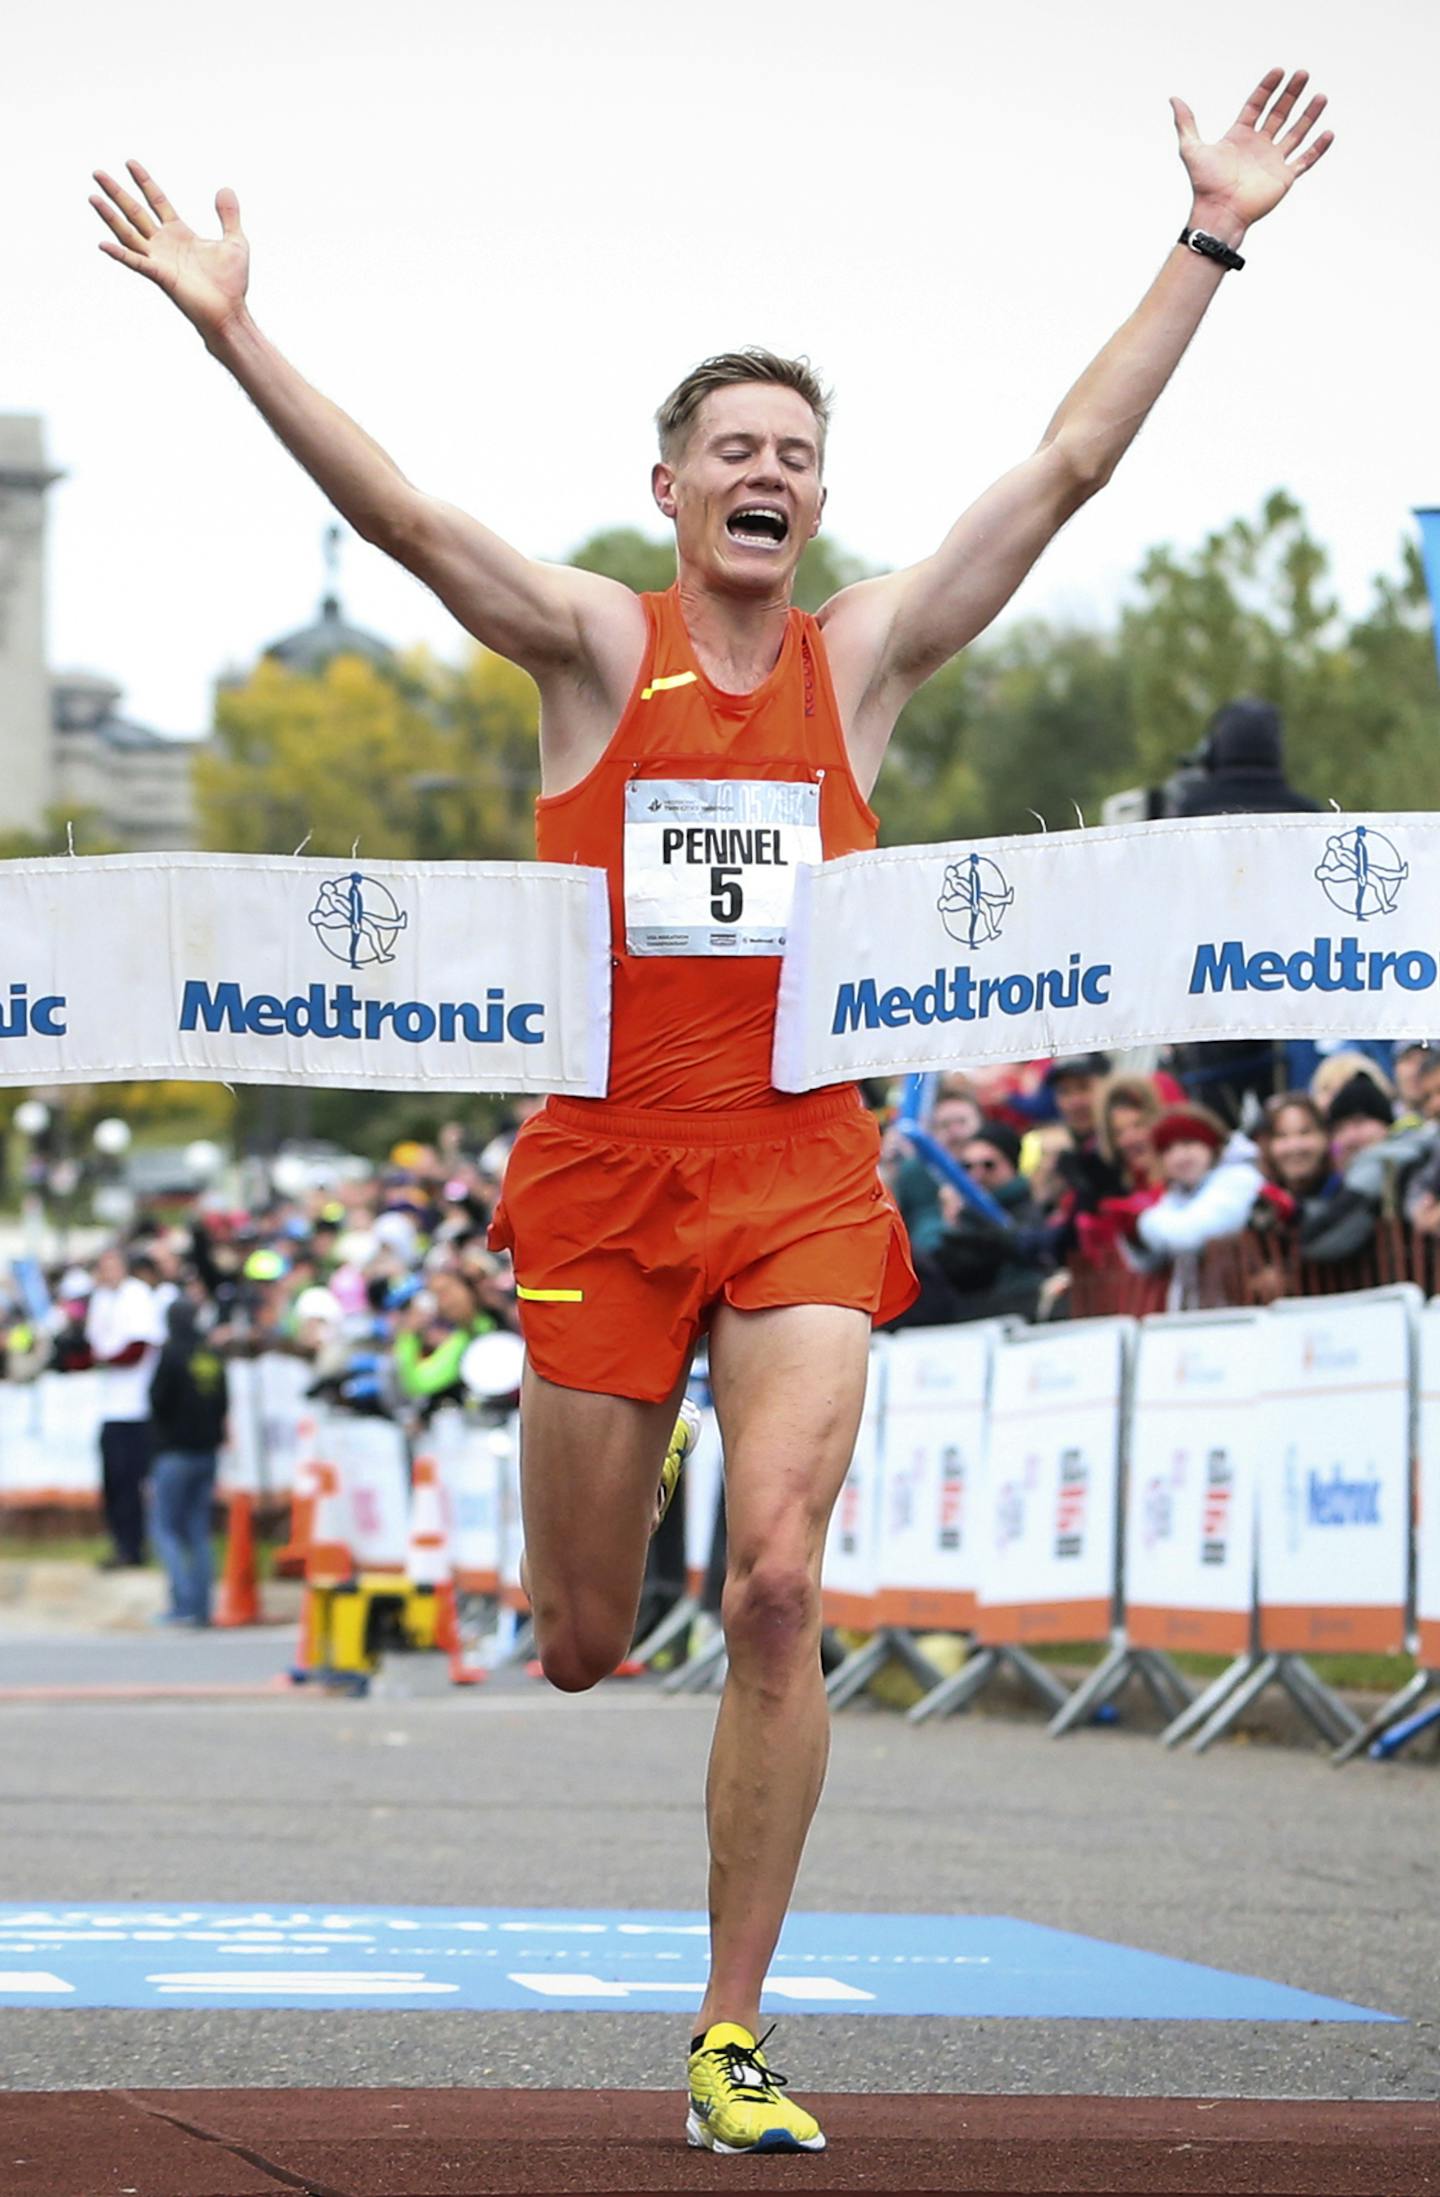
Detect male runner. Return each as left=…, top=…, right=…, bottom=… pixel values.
left=92, top=67, right=1330, bottom=2153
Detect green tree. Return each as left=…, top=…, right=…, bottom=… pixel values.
left=569, top=527, right=675, bottom=593
left=197, top=650, right=539, bottom=862
left=1119, top=490, right=1439, bottom=810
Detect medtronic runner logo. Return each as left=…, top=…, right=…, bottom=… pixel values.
left=176, top=869, right=544, bottom=1047
left=309, top=872, right=409, bottom=968
left=1314, top=825, right=1408, bottom=922
left=938, top=854, right=1013, bottom=948
left=1189, top=822, right=1432, bottom=1000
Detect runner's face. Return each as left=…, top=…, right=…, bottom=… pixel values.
left=654, top=385, right=825, bottom=596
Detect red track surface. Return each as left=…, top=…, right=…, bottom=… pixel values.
left=5, top=2089, right=1439, bottom=2196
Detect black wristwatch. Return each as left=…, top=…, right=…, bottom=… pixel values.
left=1179, top=226, right=1245, bottom=272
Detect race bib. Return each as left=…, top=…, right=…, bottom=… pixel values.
left=624, top=779, right=822, bottom=956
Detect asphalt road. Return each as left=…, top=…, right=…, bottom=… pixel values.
left=1, top=1627, right=1437, bottom=2101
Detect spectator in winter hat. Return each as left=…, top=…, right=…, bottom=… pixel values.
left=1325, top=1072, right=1394, bottom=1171
left=1136, top=1107, right=1264, bottom=1265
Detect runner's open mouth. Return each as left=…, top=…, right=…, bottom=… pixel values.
left=726, top=506, right=789, bottom=546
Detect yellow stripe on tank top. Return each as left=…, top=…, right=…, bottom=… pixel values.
left=516, top=1284, right=584, bottom=1303
left=640, top=670, right=699, bottom=701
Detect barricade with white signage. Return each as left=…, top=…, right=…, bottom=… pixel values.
left=430, top=1407, right=502, bottom=1595
left=819, top=1342, right=887, bottom=1631
left=220, top=1353, right=316, bottom=1499
left=0, top=852, right=610, bottom=1095
left=908, top=1319, right=1133, bottom=1725
left=1, top=1356, right=318, bottom=1517
left=1125, top=1311, right=1259, bottom=1657
left=875, top=1323, right=999, bottom=1631
left=1415, top=1301, right=1440, bottom=1675
left=0, top=1372, right=107, bottom=1508
left=825, top=1323, right=1004, bottom=1712
left=322, top=1414, right=411, bottom=1573
left=1055, top=1312, right=1261, bottom=1742
left=1180, top=1288, right=1418, bottom=1753
left=774, top=811, right=1440, bottom=1087
left=1333, top=1295, right=1440, bottom=1761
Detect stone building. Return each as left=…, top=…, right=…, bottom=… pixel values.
left=1, top=419, right=400, bottom=851
left=0, top=413, right=207, bottom=848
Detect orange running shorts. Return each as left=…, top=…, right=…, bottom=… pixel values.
left=488, top=1087, right=918, bottom=1404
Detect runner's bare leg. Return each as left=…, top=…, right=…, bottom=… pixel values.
left=695, top=1302, right=870, bottom=2036
left=521, top=1362, right=692, bottom=1693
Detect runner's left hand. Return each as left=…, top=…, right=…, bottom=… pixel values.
left=1171, top=67, right=1333, bottom=229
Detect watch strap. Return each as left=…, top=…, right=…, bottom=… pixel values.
left=1179, top=226, right=1246, bottom=272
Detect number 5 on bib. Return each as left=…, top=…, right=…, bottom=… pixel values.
left=624, top=779, right=822, bottom=956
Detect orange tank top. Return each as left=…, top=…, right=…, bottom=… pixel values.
left=536, top=585, right=878, bottom=1112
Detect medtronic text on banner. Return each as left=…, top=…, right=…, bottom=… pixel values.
left=773, top=813, right=1440, bottom=1088
left=0, top=854, right=610, bottom=1094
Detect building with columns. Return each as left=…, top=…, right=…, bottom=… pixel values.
left=0, top=415, right=64, bottom=834
left=0, top=413, right=206, bottom=849
left=1, top=420, right=399, bottom=851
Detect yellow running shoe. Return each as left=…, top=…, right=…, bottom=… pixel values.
left=655, top=1397, right=702, bottom=1534
left=685, top=2021, right=826, bottom=2154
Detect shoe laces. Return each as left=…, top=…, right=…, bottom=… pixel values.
left=707, top=2026, right=788, bottom=2102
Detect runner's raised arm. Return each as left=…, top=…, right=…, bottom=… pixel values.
left=821, top=68, right=1334, bottom=785
left=90, top=160, right=619, bottom=679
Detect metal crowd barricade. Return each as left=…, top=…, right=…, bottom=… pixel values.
left=905, top=1319, right=1133, bottom=1726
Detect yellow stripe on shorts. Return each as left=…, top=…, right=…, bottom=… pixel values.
left=516, top=1284, right=584, bottom=1303
left=640, top=670, right=698, bottom=701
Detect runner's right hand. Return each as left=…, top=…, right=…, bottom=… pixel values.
left=91, top=160, right=249, bottom=341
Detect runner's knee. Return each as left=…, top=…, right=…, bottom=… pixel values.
left=534, top=1601, right=634, bottom=1694
left=722, top=1555, right=821, bottom=1675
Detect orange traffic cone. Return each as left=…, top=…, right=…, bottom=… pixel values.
left=406, top=1453, right=449, bottom=1588
left=215, top=1489, right=262, bottom=1628
left=409, top=1453, right=484, bottom=1686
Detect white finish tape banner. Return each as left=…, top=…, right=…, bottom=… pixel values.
left=0, top=853, right=610, bottom=1094
left=974, top=1320, right=1130, bottom=1646
left=774, top=812, right=1440, bottom=1085
left=1124, top=1313, right=1259, bottom=1657
left=1257, top=1288, right=1415, bottom=1656
left=1412, top=1302, right=1440, bottom=1667
left=820, top=1344, right=887, bottom=1626
left=873, top=1323, right=1002, bottom=1630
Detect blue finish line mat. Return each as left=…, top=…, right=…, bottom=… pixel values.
left=0, top=1904, right=1397, bottom=2020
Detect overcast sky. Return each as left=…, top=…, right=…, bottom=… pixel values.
left=9, top=0, right=1434, bottom=737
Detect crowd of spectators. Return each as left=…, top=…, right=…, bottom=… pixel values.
left=0, top=1112, right=533, bottom=1620
left=878, top=1035, right=1440, bottom=1329
left=7, top=1025, right=1440, bottom=1611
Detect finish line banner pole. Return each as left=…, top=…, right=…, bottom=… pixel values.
left=0, top=852, right=610, bottom=1095
left=773, top=810, right=1440, bottom=1089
